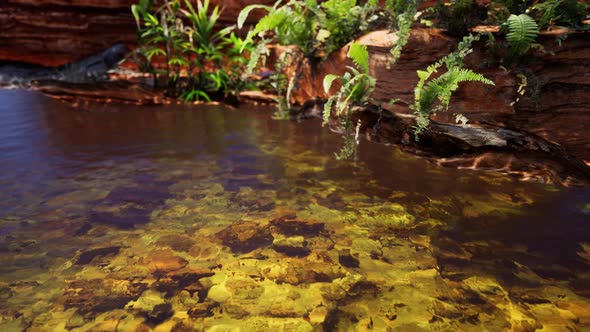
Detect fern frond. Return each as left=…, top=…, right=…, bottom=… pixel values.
left=244, top=9, right=290, bottom=46
left=412, top=35, right=494, bottom=138
left=323, top=96, right=336, bottom=124
left=419, top=68, right=494, bottom=113
left=347, top=43, right=370, bottom=74
left=506, top=14, right=539, bottom=58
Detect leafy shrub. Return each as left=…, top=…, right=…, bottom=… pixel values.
left=131, top=0, right=252, bottom=102
left=238, top=0, right=381, bottom=117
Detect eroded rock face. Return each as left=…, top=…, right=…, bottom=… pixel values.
left=291, top=29, right=590, bottom=165
left=0, top=0, right=273, bottom=66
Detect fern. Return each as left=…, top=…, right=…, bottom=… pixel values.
left=506, top=14, right=539, bottom=58
left=322, top=42, right=375, bottom=158
left=347, top=43, right=370, bottom=74
left=323, top=43, right=374, bottom=121
left=412, top=34, right=495, bottom=137
left=387, top=0, right=420, bottom=66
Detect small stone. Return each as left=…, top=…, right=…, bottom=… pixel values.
left=31, top=301, right=50, bottom=315
left=188, top=301, right=218, bottom=318
left=207, top=284, right=231, bottom=303
left=75, top=246, right=121, bottom=265
left=271, top=215, right=325, bottom=236
left=273, top=236, right=311, bottom=257
left=215, top=221, right=273, bottom=253
left=66, top=312, right=86, bottom=329
left=144, top=249, right=188, bottom=274
left=0, top=286, right=13, bottom=300
left=145, top=303, right=174, bottom=325
left=127, top=289, right=165, bottom=312
left=338, top=250, right=360, bottom=268
left=156, top=234, right=196, bottom=252
left=309, top=306, right=329, bottom=324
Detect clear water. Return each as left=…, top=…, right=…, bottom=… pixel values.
left=0, top=89, right=589, bottom=331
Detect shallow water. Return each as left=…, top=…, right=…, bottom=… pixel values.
left=0, top=89, right=589, bottom=331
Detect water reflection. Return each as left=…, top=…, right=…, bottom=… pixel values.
left=0, top=89, right=589, bottom=331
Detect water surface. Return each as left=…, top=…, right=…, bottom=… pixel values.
left=0, top=89, right=589, bottom=331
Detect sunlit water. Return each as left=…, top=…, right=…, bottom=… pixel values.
left=0, top=89, right=589, bottom=331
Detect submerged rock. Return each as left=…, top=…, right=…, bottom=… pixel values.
left=61, top=278, right=147, bottom=318
left=144, top=249, right=189, bottom=274
left=156, top=234, right=196, bottom=253
left=75, top=246, right=121, bottom=265
left=216, top=221, right=274, bottom=253
left=90, top=182, right=172, bottom=229
left=270, top=215, right=325, bottom=236
left=145, top=303, right=174, bottom=326
left=338, top=250, right=360, bottom=269
left=272, top=236, right=311, bottom=257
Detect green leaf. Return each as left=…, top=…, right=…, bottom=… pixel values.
left=506, top=14, right=539, bottom=57
left=131, top=4, right=142, bottom=25
left=146, top=13, right=159, bottom=25
left=416, top=70, right=430, bottom=81
left=238, top=4, right=273, bottom=29
left=347, top=43, right=369, bottom=74
left=323, top=74, right=341, bottom=93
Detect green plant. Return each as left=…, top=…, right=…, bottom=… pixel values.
left=131, top=0, right=252, bottom=102
left=238, top=0, right=381, bottom=116
left=495, top=0, right=533, bottom=16
left=323, top=42, right=376, bottom=158
left=412, top=34, right=495, bottom=137
left=435, top=0, right=489, bottom=37
left=132, top=0, right=185, bottom=88
left=387, top=0, right=421, bottom=66
left=323, top=43, right=375, bottom=122
left=319, top=0, right=381, bottom=56
left=505, top=13, right=539, bottom=59
left=529, top=0, right=589, bottom=30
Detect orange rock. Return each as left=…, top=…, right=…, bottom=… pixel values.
left=144, top=249, right=188, bottom=274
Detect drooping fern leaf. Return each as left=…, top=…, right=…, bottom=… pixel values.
left=506, top=14, right=539, bottom=58
left=237, top=4, right=273, bottom=29
left=412, top=34, right=495, bottom=138
left=419, top=68, right=494, bottom=113
left=347, top=43, right=370, bottom=74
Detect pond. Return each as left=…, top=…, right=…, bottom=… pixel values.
left=0, top=89, right=589, bottom=331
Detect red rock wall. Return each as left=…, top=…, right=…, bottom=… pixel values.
left=292, top=29, right=590, bottom=163
left=0, top=0, right=272, bottom=66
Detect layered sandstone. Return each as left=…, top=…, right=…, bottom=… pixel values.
left=0, top=0, right=272, bottom=66
left=291, top=29, right=590, bottom=163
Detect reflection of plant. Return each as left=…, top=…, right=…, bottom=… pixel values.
left=412, top=35, right=495, bottom=137
left=131, top=0, right=251, bottom=102
left=323, top=43, right=376, bottom=159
